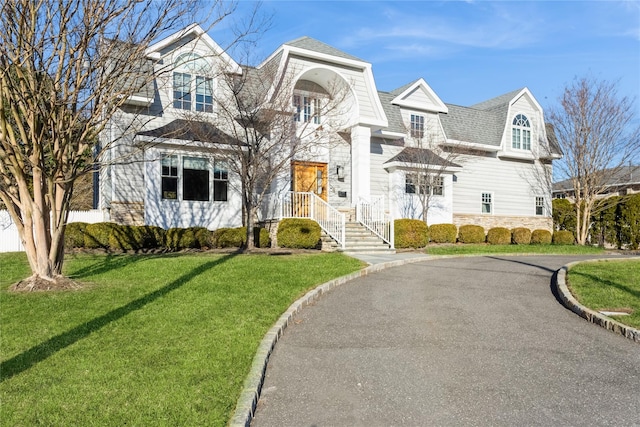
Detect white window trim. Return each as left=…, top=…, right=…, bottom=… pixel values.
left=410, top=114, right=425, bottom=139
left=511, top=113, right=531, bottom=151
left=481, top=192, right=493, bottom=214
left=535, top=196, right=545, bottom=216
left=160, top=153, right=228, bottom=203
left=171, top=52, right=216, bottom=114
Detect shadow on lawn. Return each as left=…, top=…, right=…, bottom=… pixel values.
left=66, top=252, right=187, bottom=279
left=570, top=270, right=640, bottom=300
left=0, top=253, right=237, bottom=383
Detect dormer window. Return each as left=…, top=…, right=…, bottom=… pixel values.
left=410, top=114, right=425, bottom=138
left=172, top=53, right=213, bottom=113
left=512, top=114, right=531, bottom=150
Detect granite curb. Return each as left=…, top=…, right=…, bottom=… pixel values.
left=228, top=255, right=433, bottom=427
left=555, top=257, right=640, bottom=344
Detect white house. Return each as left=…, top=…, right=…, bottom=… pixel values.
left=99, top=24, right=561, bottom=249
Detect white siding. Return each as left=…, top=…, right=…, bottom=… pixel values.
left=452, top=152, right=552, bottom=217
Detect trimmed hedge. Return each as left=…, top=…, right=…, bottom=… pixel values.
left=511, top=227, right=532, bottom=245
left=486, top=227, right=511, bottom=245
left=429, top=223, right=457, bottom=244
left=165, top=227, right=212, bottom=250
left=84, top=222, right=120, bottom=249
left=212, top=227, right=245, bottom=248
left=553, top=230, right=575, bottom=245
left=277, top=218, right=321, bottom=249
left=394, top=219, right=428, bottom=248
left=531, top=229, right=552, bottom=244
left=457, top=225, right=485, bottom=244
left=64, top=222, right=88, bottom=248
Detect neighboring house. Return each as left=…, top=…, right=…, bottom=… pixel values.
left=553, top=165, right=640, bottom=202
left=99, top=24, right=561, bottom=248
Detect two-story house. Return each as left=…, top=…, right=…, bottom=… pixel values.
left=99, top=24, right=561, bottom=249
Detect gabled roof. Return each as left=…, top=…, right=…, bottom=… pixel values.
left=137, top=119, right=242, bottom=145
left=389, top=78, right=448, bottom=114
left=377, top=91, right=406, bottom=134
left=283, top=36, right=365, bottom=62
left=471, top=88, right=525, bottom=111
left=553, top=165, right=640, bottom=191
left=385, top=147, right=461, bottom=168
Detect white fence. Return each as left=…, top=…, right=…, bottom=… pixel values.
left=356, top=195, right=394, bottom=249
left=280, top=192, right=346, bottom=249
left=0, top=210, right=104, bottom=253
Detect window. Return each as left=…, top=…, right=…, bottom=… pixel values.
left=293, top=94, right=321, bottom=124
left=161, top=155, right=178, bottom=199
left=482, top=192, right=492, bottom=214
left=405, top=174, right=444, bottom=196
left=213, top=161, right=228, bottom=201
left=536, top=196, right=545, bottom=216
left=410, top=114, right=425, bottom=138
left=183, top=157, right=210, bottom=201
left=512, top=114, right=531, bottom=150
left=195, top=76, right=213, bottom=112
left=173, top=73, right=191, bottom=110
left=172, top=53, right=213, bottom=112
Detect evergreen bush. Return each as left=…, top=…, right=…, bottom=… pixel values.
left=457, top=225, right=485, bottom=244
left=212, top=227, right=246, bottom=248
left=84, top=222, right=120, bottom=249
left=394, top=219, right=428, bottom=248
left=64, top=222, right=88, bottom=248
left=486, top=227, right=511, bottom=245
left=429, top=223, right=457, bottom=243
left=165, top=227, right=203, bottom=250
left=511, top=227, right=532, bottom=245
left=553, top=230, right=575, bottom=245
left=277, top=218, right=321, bottom=249
left=530, top=229, right=552, bottom=244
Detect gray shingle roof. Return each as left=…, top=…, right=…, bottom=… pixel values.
left=553, top=165, right=640, bottom=191
left=471, top=88, right=524, bottom=111
left=385, top=147, right=461, bottom=168
left=439, top=104, right=505, bottom=147
left=377, top=91, right=406, bottom=134
left=284, top=37, right=365, bottom=62
left=137, top=119, right=242, bottom=145
left=389, top=79, right=422, bottom=96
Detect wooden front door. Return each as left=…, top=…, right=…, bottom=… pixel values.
left=292, top=161, right=328, bottom=201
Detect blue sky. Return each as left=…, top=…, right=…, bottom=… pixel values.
left=216, top=0, right=639, bottom=113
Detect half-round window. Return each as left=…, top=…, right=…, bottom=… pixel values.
left=512, top=114, right=531, bottom=150
left=172, top=53, right=213, bottom=112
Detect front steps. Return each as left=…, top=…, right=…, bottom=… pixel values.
left=322, top=221, right=395, bottom=254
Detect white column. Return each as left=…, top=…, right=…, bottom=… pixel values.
left=351, top=125, right=371, bottom=203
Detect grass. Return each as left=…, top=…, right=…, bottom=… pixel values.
left=425, top=243, right=605, bottom=256
left=567, top=259, right=640, bottom=329
left=0, top=252, right=363, bottom=426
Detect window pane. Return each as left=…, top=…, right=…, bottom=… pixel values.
left=293, top=95, right=301, bottom=122
left=195, top=77, right=213, bottom=113
left=183, top=157, right=209, bottom=201
left=213, top=161, right=228, bottom=201
left=173, top=73, right=191, bottom=110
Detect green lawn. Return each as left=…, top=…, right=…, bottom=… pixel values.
left=567, top=259, right=640, bottom=329
left=0, top=252, right=363, bottom=426
left=425, top=243, right=605, bottom=256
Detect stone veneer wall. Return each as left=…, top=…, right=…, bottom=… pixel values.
left=110, top=202, right=145, bottom=226
left=452, top=214, right=553, bottom=232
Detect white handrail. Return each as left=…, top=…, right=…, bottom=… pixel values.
left=280, top=192, right=345, bottom=250
left=356, top=195, right=394, bottom=249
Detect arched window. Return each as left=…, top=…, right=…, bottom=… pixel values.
left=512, top=114, right=531, bottom=150
left=172, top=53, right=213, bottom=112
left=292, top=80, right=327, bottom=125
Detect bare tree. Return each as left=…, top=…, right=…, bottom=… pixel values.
left=0, top=0, right=242, bottom=289
left=547, top=76, right=640, bottom=245
left=394, top=125, right=462, bottom=224
left=184, top=53, right=353, bottom=249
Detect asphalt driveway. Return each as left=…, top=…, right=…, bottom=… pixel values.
left=251, top=256, right=640, bottom=426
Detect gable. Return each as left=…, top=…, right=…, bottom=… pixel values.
left=391, top=79, right=448, bottom=114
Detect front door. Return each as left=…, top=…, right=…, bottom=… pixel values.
left=292, top=161, right=328, bottom=200
left=292, top=161, right=328, bottom=217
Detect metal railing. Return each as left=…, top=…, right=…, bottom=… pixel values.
left=356, top=195, right=394, bottom=249
left=280, top=192, right=345, bottom=249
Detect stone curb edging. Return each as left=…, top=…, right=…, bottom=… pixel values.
left=555, top=257, right=640, bottom=344
left=228, top=255, right=432, bottom=427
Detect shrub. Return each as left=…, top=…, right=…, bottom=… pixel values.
left=84, top=222, right=120, bottom=249
left=192, top=227, right=213, bottom=249
left=212, top=227, right=246, bottom=248
left=109, top=225, right=137, bottom=250
left=429, top=223, right=457, bottom=244
left=140, top=226, right=166, bottom=249
left=277, top=218, right=321, bottom=249
left=511, top=227, right=532, bottom=245
left=394, top=219, right=428, bottom=248
left=553, top=230, right=575, bottom=245
left=486, top=227, right=511, bottom=245
left=165, top=227, right=205, bottom=250
left=64, top=222, right=88, bottom=248
left=530, top=229, right=552, bottom=244
left=457, top=225, right=485, bottom=244
left=552, top=198, right=576, bottom=233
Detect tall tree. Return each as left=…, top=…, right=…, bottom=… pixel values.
left=0, top=0, right=238, bottom=289
left=547, top=77, right=640, bottom=245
